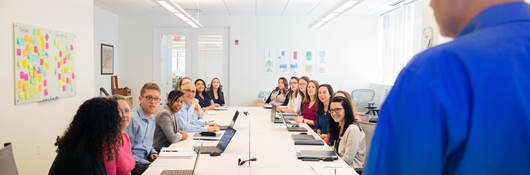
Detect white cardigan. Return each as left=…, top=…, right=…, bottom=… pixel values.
left=338, top=124, right=366, bottom=168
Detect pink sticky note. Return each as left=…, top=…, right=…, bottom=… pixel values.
left=34, top=46, right=38, bottom=53
left=25, top=73, right=29, bottom=81
left=63, top=58, right=66, bottom=64
left=66, top=78, right=69, bottom=84
left=44, top=80, right=47, bottom=87
left=70, top=45, right=73, bottom=51
left=46, top=42, right=49, bottom=49
left=45, top=33, right=49, bottom=41
left=62, top=85, right=65, bottom=92
left=20, top=72, right=24, bottom=79
left=59, top=51, right=62, bottom=57
left=58, top=73, right=61, bottom=80
left=71, top=73, right=75, bottom=79
left=37, top=67, right=41, bottom=74
left=17, top=48, right=21, bottom=56
left=40, top=59, right=43, bottom=66
left=44, top=89, right=48, bottom=96
left=57, top=62, right=60, bottom=68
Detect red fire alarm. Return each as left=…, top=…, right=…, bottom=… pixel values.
left=235, top=40, right=239, bottom=46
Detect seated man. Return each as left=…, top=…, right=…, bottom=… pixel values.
left=124, top=82, right=161, bottom=175
left=177, top=82, right=219, bottom=133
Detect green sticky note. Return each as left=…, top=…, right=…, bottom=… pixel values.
left=19, top=91, right=24, bottom=99
left=17, top=60, right=21, bottom=67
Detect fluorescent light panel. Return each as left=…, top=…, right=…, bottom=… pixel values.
left=156, top=0, right=202, bottom=28
left=310, top=0, right=361, bottom=29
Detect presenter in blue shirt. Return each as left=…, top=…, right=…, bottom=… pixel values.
left=365, top=1, right=530, bottom=175
left=124, top=82, right=161, bottom=175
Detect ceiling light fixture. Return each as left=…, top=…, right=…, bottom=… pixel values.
left=310, top=0, right=362, bottom=29
left=156, top=0, right=202, bottom=28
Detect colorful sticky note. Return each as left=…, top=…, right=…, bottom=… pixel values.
left=24, top=35, right=29, bottom=42
left=44, top=80, right=47, bottom=87
left=23, top=59, right=27, bottom=68
left=62, top=85, right=65, bottom=92
left=18, top=80, right=22, bottom=89
left=34, top=46, right=38, bottom=53
left=25, top=91, right=29, bottom=99
left=38, top=74, right=42, bottom=82
left=45, top=63, right=49, bottom=70
left=71, top=73, right=75, bottom=79
left=59, top=50, right=62, bottom=57
left=23, top=50, right=27, bottom=57
left=19, top=72, right=24, bottom=80
left=57, top=62, right=60, bottom=68
left=46, top=42, right=49, bottom=49
left=62, top=75, right=65, bottom=82
left=40, top=58, right=43, bottom=66
left=70, top=45, right=73, bottom=51
left=19, top=91, right=24, bottom=99
left=58, top=73, right=61, bottom=80
left=45, top=33, right=49, bottom=41
left=33, top=71, right=37, bottom=78
left=17, top=48, right=21, bottom=56
left=39, top=85, right=42, bottom=92
left=70, top=55, right=74, bottom=60
left=63, top=58, right=66, bottom=65
left=30, top=90, right=34, bottom=97
left=23, top=83, right=27, bottom=91
left=37, top=28, right=41, bottom=36
left=66, top=78, right=69, bottom=84
left=40, top=36, right=44, bottom=44
left=16, top=60, right=21, bottom=67
left=65, top=54, right=69, bottom=60
left=44, top=89, right=48, bottom=96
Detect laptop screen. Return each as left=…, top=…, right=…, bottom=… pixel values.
left=216, top=128, right=236, bottom=151
left=229, top=111, right=239, bottom=127
left=270, top=104, right=277, bottom=122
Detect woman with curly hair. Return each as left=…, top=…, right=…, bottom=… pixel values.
left=49, top=97, right=122, bottom=175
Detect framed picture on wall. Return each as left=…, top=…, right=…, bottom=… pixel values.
left=101, top=43, right=114, bottom=75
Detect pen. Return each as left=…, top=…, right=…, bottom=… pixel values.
left=334, top=168, right=336, bottom=175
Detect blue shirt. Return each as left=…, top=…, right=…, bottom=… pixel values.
left=124, top=106, right=157, bottom=165
left=177, top=101, right=208, bottom=133
left=365, top=2, right=530, bottom=175
left=195, top=92, right=212, bottom=108
left=314, top=111, right=329, bottom=135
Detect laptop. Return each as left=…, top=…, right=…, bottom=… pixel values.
left=296, top=150, right=338, bottom=161
left=270, top=105, right=284, bottom=123
left=194, top=127, right=237, bottom=154
left=291, top=134, right=315, bottom=140
left=220, top=111, right=239, bottom=130
left=280, top=113, right=307, bottom=132
left=160, top=147, right=201, bottom=175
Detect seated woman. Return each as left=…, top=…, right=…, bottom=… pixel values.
left=265, top=77, right=288, bottom=106
left=329, top=96, right=366, bottom=169
left=294, top=80, right=319, bottom=128
left=49, top=97, right=122, bottom=175
left=153, top=90, right=189, bottom=152
left=208, top=77, right=225, bottom=106
left=334, top=90, right=361, bottom=121
left=175, top=77, right=192, bottom=91
left=195, top=79, right=216, bottom=111
left=315, top=84, right=334, bottom=141
left=278, top=77, right=303, bottom=114
left=103, top=95, right=135, bottom=175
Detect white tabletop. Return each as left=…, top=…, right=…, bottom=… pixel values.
left=143, top=107, right=358, bottom=175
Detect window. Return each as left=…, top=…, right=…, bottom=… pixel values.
left=377, top=1, right=417, bottom=85
left=171, top=35, right=186, bottom=89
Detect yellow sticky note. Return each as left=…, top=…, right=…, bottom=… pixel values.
left=28, top=65, right=33, bottom=72
left=43, top=57, right=46, bottom=62
left=54, top=39, right=57, bottom=46
left=29, top=36, right=32, bottom=43
left=17, top=60, right=21, bottom=67
left=38, top=49, right=41, bottom=56
left=25, top=91, right=29, bottom=99
left=19, top=91, right=24, bottom=99
left=38, top=74, right=42, bottom=82
left=62, top=76, right=65, bottom=82
left=37, top=29, right=41, bottom=36
left=40, top=36, right=44, bottom=44
left=65, top=67, right=69, bottom=73
left=58, top=42, right=61, bottom=49
left=33, top=71, right=37, bottom=78
left=60, top=61, right=63, bottom=67
left=55, top=55, right=58, bottom=61
left=24, top=35, right=29, bottom=42
left=70, top=55, right=74, bottom=60
left=69, top=79, right=72, bottom=85
left=30, top=90, right=34, bottom=97
left=65, top=54, right=69, bottom=60
left=38, top=85, right=42, bottom=92
left=18, top=80, right=22, bottom=89
left=61, top=68, right=64, bottom=74
left=45, top=63, right=49, bottom=70
left=23, top=59, right=27, bottom=67
left=58, top=81, right=62, bottom=87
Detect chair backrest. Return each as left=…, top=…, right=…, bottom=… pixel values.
left=0, top=143, right=19, bottom=175
left=358, top=122, right=376, bottom=162
left=351, top=89, right=376, bottom=113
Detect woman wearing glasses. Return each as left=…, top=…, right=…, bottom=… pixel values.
left=328, top=96, right=366, bottom=169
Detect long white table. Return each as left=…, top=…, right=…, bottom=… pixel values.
left=143, top=107, right=358, bottom=175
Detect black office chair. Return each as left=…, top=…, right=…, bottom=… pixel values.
left=1, top=142, right=19, bottom=175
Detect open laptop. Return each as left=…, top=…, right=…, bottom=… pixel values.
left=160, top=147, right=201, bottom=175
left=194, top=127, right=236, bottom=154
left=270, top=104, right=284, bottom=123
left=220, top=111, right=239, bottom=130
left=296, top=150, right=338, bottom=161
left=280, top=113, right=307, bottom=132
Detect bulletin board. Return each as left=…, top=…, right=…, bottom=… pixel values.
left=265, top=49, right=327, bottom=76
left=13, top=23, right=76, bottom=105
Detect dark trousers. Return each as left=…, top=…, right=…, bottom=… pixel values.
left=131, top=164, right=149, bottom=175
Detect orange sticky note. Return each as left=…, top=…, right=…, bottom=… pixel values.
left=23, top=83, right=27, bottom=91
left=23, top=50, right=27, bottom=57
left=39, top=85, right=42, bottom=92
left=33, top=71, right=37, bottom=78
left=29, top=36, right=32, bottom=43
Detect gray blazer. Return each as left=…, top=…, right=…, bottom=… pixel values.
left=153, top=105, right=183, bottom=152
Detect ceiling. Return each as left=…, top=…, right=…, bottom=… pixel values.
left=94, top=0, right=395, bottom=16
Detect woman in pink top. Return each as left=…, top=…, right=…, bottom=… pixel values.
left=105, top=95, right=135, bottom=175
left=265, top=77, right=288, bottom=106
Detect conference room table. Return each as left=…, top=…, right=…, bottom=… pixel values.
left=143, top=106, right=358, bottom=175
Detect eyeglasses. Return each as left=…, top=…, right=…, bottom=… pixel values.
left=143, top=95, right=161, bottom=102
left=330, top=108, right=344, bottom=113
left=183, top=89, right=196, bottom=93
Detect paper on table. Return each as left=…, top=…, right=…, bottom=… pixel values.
left=310, top=164, right=357, bottom=175
left=159, top=147, right=195, bottom=158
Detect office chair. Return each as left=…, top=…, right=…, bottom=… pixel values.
left=351, top=89, right=377, bottom=115
left=356, top=122, right=376, bottom=175
left=1, top=143, right=19, bottom=175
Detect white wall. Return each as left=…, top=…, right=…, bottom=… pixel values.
left=0, top=0, right=94, bottom=174
left=118, top=14, right=379, bottom=106
left=94, top=6, right=119, bottom=96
